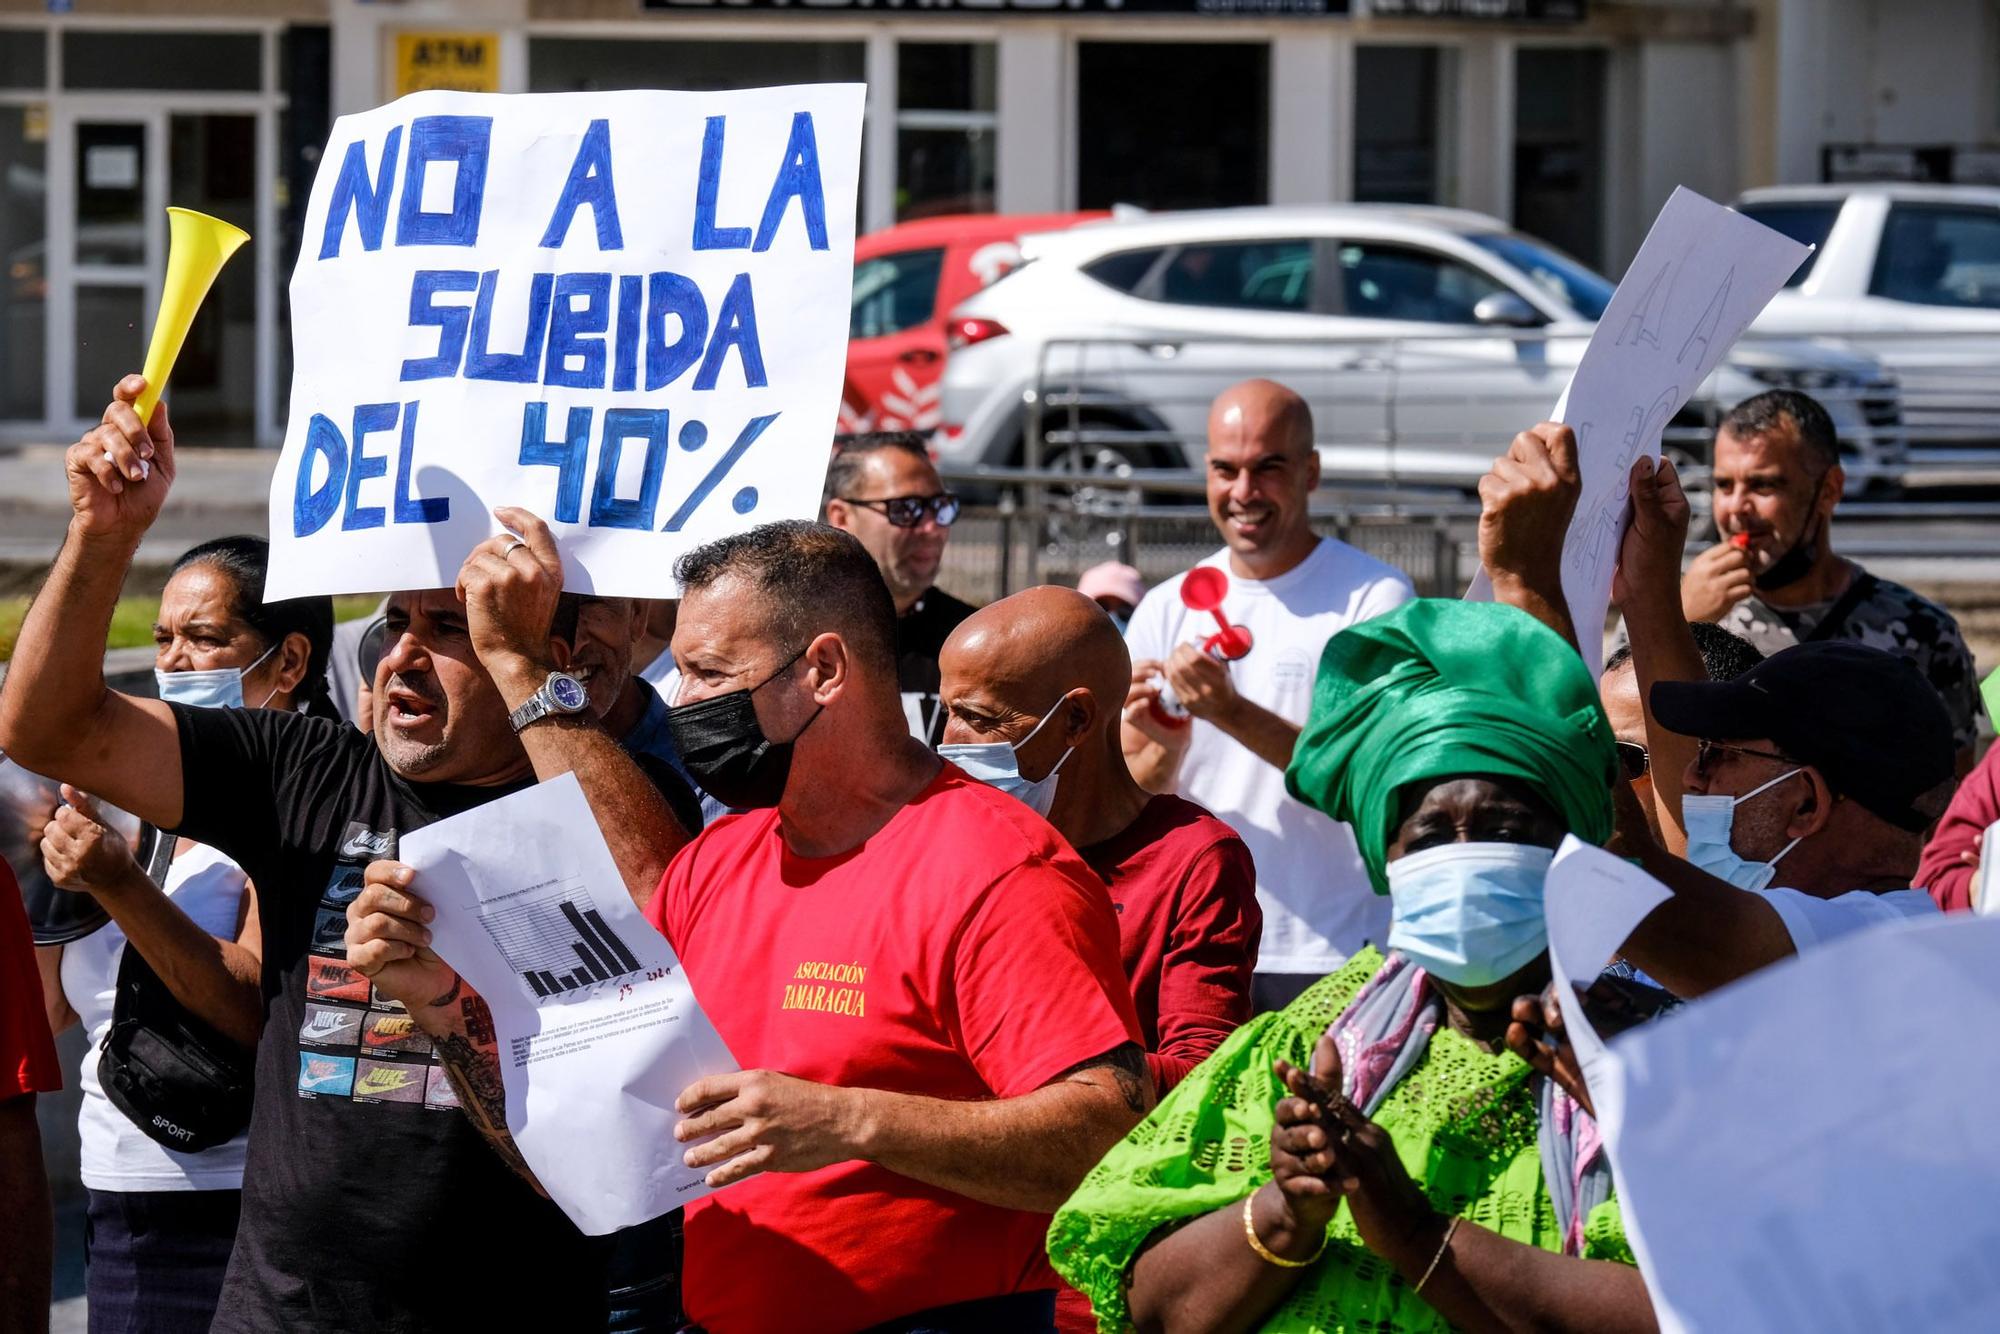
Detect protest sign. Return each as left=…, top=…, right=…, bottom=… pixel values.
left=266, top=85, right=864, bottom=601
left=1545, top=841, right=2000, bottom=1332
left=1468, top=188, right=1808, bottom=674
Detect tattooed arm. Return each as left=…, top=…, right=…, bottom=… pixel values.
left=673, top=1042, right=1151, bottom=1213
left=425, top=978, right=543, bottom=1191
left=344, top=865, right=542, bottom=1191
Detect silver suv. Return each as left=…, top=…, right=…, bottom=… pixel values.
left=936, top=205, right=1906, bottom=494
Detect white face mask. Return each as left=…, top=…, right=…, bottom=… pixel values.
left=1683, top=768, right=1806, bottom=892
left=155, top=641, right=280, bottom=711
left=1385, top=842, right=1554, bottom=987
left=938, top=695, right=1077, bottom=819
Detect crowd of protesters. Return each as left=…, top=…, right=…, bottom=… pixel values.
left=0, top=367, right=1985, bottom=1334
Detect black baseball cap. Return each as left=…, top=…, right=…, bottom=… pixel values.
left=1650, top=640, right=1955, bottom=833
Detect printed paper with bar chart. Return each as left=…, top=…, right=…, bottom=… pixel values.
left=479, top=874, right=649, bottom=1002
left=399, top=772, right=740, bottom=1234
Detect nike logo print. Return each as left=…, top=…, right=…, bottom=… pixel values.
left=299, top=1060, right=348, bottom=1090
left=356, top=1068, right=418, bottom=1096
left=300, top=1014, right=351, bottom=1041
left=363, top=1017, right=418, bottom=1045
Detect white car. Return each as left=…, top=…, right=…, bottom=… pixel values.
left=936, top=205, right=1905, bottom=493
left=1736, top=183, right=2000, bottom=474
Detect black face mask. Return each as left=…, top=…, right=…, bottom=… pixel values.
left=1753, top=506, right=1826, bottom=592
left=664, top=647, right=823, bottom=810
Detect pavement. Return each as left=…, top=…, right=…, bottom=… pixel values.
left=0, top=445, right=279, bottom=593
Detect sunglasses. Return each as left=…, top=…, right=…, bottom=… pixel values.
left=1693, top=739, right=1799, bottom=775
left=839, top=493, right=961, bottom=529
left=1615, top=741, right=1649, bottom=781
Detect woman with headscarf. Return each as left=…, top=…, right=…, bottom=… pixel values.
left=31, top=535, right=335, bottom=1333
left=1047, top=598, right=1656, bottom=1334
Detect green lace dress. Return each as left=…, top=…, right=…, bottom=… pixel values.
left=1048, top=947, right=1632, bottom=1333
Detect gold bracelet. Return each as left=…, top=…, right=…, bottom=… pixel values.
left=1241, top=1192, right=1326, bottom=1269
left=1412, top=1215, right=1462, bottom=1295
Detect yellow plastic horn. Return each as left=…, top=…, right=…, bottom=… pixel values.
left=133, top=207, right=251, bottom=426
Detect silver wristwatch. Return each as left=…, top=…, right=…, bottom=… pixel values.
left=508, top=671, right=590, bottom=733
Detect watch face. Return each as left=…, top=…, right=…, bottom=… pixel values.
left=549, top=674, right=589, bottom=712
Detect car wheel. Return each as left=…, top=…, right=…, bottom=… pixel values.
left=1014, top=414, right=1179, bottom=558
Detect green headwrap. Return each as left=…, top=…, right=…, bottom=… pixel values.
left=1285, top=599, right=1618, bottom=895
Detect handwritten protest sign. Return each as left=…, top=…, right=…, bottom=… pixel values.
left=1468, top=188, right=1808, bottom=674
left=266, top=86, right=864, bottom=600
left=1545, top=841, right=2000, bottom=1332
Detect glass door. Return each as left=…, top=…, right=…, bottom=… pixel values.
left=57, top=108, right=163, bottom=426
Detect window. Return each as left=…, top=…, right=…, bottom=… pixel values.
left=1464, top=231, right=1612, bottom=320
left=1077, top=43, right=1269, bottom=211
left=0, top=105, right=45, bottom=419
left=1335, top=243, right=1508, bottom=323
left=1082, top=248, right=1166, bottom=295
left=1355, top=46, right=1458, bottom=205
left=1512, top=48, right=1607, bottom=268
left=851, top=248, right=945, bottom=339
left=63, top=32, right=262, bottom=92
left=896, top=43, right=996, bottom=222
left=528, top=38, right=865, bottom=92
left=0, top=30, right=44, bottom=88
left=1868, top=204, right=2000, bottom=308
left=1156, top=240, right=1313, bottom=313
left=1736, top=201, right=1842, bottom=288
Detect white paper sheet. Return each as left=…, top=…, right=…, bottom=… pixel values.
left=1540, top=836, right=1673, bottom=1256
left=1467, top=189, right=1809, bottom=675
left=399, top=772, right=739, bottom=1234
left=268, top=85, right=864, bottom=600
left=1545, top=840, right=2000, bottom=1332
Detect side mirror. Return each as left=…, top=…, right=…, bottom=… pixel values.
left=1473, top=292, right=1547, bottom=328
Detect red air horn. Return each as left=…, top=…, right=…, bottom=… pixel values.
left=1149, top=567, right=1254, bottom=728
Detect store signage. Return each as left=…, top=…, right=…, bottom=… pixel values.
left=395, top=32, right=503, bottom=96
left=1365, top=0, right=1585, bottom=19
left=642, top=0, right=1354, bottom=13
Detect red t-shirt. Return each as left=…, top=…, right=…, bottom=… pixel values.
left=1917, top=741, right=2000, bottom=913
left=646, top=765, right=1140, bottom=1333
left=1, top=857, right=61, bottom=1099
left=1077, top=793, right=1260, bottom=1094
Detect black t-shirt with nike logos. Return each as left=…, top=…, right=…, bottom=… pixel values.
left=171, top=704, right=603, bottom=1332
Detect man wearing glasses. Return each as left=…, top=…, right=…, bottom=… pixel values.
left=1598, top=621, right=1763, bottom=844
left=824, top=434, right=972, bottom=743
left=1603, top=640, right=1955, bottom=1000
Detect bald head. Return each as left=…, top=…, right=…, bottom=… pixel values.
left=942, top=586, right=1131, bottom=724
left=938, top=586, right=1155, bottom=842
left=1208, top=378, right=1313, bottom=460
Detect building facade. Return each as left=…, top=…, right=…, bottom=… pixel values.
left=0, top=0, right=1990, bottom=445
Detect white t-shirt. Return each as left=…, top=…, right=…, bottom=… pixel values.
left=1756, top=885, right=1940, bottom=954
left=1125, top=538, right=1415, bottom=973
left=59, top=841, right=251, bottom=1192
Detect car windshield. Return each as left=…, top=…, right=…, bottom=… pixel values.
left=1735, top=201, right=1840, bottom=287
left=1463, top=231, right=1615, bottom=320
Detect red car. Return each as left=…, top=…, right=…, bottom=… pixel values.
left=842, top=212, right=1106, bottom=434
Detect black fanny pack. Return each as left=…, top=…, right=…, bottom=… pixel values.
left=97, top=825, right=256, bottom=1153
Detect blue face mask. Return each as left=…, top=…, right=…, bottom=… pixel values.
left=938, top=695, right=1076, bottom=819
left=1385, top=842, right=1555, bottom=988
left=1682, top=768, right=1805, bottom=893
left=155, top=641, right=279, bottom=711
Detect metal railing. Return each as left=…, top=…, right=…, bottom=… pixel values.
left=1009, top=327, right=2000, bottom=488
left=926, top=459, right=2000, bottom=608
left=935, top=462, right=1476, bottom=600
